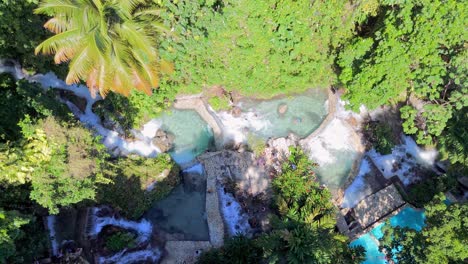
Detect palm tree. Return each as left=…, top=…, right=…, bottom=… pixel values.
left=35, top=0, right=172, bottom=97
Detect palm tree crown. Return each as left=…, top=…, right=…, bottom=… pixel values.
left=35, top=0, right=171, bottom=97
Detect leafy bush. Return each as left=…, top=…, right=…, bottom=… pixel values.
left=199, top=148, right=364, bottom=264
left=159, top=0, right=360, bottom=98
left=403, top=174, right=456, bottom=208
left=379, top=194, right=468, bottom=263
left=338, top=0, right=467, bottom=153
left=97, top=154, right=180, bottom=219
left=25, top=117, right=109, bottom=214
left=0, top=0, right=66, bottom=75
left=363, top=121, right=396, bottom=154
left=197, top=235, right=262, bottom=264
left=105, top=231, right=136, bottom=252
left=262, top=147, right=364, bottom=263
left=0, top=73, right=71, bottom=142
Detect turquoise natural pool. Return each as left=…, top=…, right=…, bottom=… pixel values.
left=156, top=109, right=214, bottom=164
left=350, top=206, right=426, bottom=264
left=240, top=89, right=328, bottom=139
left=145, top=164, right=209, bottom=240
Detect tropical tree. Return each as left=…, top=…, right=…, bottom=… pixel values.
left=0, top=209, right=30, bottom=263
left=35, top=0, right=172, bottom=97
left=379, top=194, right=468, bottom=264
left=338, top=0, right=467, bottom=150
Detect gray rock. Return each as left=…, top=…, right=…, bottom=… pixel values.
left=152, top=129, right=175, bottom=152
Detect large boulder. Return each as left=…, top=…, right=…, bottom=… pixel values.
left=152, top=129, right=175, bottom=153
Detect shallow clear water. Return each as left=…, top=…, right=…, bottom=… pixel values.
left=315, top=149, right=357, bottom=189
left=157, top=110, right=214, bottom=163
left=350, top=232, right=387, bottom=264
left=389, top=206, right=426, bottom=231
left=144, top=167, right=209, bottom=240
left=350, top=206, right=426, bottom=263
left=240, top=89, right=328, bottom=138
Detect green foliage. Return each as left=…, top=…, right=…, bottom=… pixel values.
left=105, top=231, right=136, bottom=252
left=0, top=209, right=30, bottom=264
left=207, top=96, right=230, bottom=111
left=198, top=148, right=363, bottom=263
left=0, top=73, right=70, bottom=141
left=246, top=133, right=266, bottom=157
left=0, top=0, right=65, bottom=74
left=93, top=88, right=176, bottom=131
left=262, top=147, right=364, bottom=263
left=1, top=115, right=109, bottom=213
left=437, top=107, right=468, bottom=165
left=97, top=154, right=180, bottom=219
left=0, top=126, right=53, bottom=185
left=338, top=0, right=468, bottom=159
left=379, top=194, right=468, bottom=263
left=26, top=117, right=110, bottom=214
left=403, top=174, right=456, bottom=208
left=363, top=121, right=396, bottom=154
left=339, top=0, right=467, bottom=110
left=35, top=0, right=171, bottom=97
left=159, top=0, right=360, bottom=97
left=196, top=235, right=262, bottom=264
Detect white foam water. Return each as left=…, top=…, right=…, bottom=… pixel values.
left=217, top=186, right=252, bottom=236
left=341, top=159, right=372, bottom=208
left=368, top=135, right=438, bottom=186
left=46, top=215, right=59, bottom=256
left=0, top=59, right=162, bottom=157
left=89, top=208, right=152, bottom=243
left=99, top=248, right=161, bottom=264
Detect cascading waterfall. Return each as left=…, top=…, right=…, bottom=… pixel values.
left=217, top=186, right=253, bottom=236
left=88, top=208, right=153, bottom=243
left=368, top=135, right=438, bottom=185
left=0, top=59, right=162, bottom=157
left=98, top=248, right=161, bottom=264
left=46, top=215, right=59, bottom=256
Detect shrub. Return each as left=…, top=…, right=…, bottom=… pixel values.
left=404, top=174, right=456, bottom=208
left=363, top=121, right=397, bottom=154
left=197, top=235, right=262, bottom=264
left=105, top=231, right=136, bottom=252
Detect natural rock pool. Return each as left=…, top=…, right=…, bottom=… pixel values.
left=144, top=109, right=214, bottom=164
left=218, top=89, right=328, bottom=142
left=144, top=164, right=209, bottom=241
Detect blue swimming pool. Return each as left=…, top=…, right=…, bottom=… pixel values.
left=349, top=206, right=426, bottom=264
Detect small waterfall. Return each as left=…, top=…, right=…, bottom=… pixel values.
left=217, top=186, right=253, bottom=236
left=46, top=215, right=59, bottom=256
left=368, top=135, right=438, bottom=186
left=88, top=208, right=152, bottom=243
left=341, top=159, right=372, bottom=208
left=98, top=248, right=161, bottom=264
